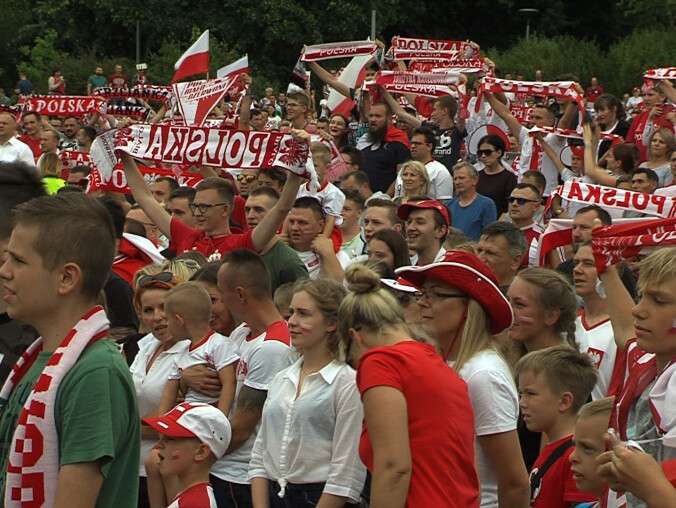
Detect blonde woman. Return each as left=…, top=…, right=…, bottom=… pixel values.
left=249, top=278, right=366, bottom=507
left=337, top=263, right=479, bottom=507
left=393, top=160, right=431, bottom=205
left=398, top=250, right=530, bottom=507
left=39, top=152, right=65, bottom=194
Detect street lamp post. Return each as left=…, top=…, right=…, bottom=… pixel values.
left=371, top=0, right=376, bottom=41
left=518, top=8, right=539, bottom=41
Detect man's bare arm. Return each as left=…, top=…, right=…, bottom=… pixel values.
left=227, top=385, right=267, bottom=453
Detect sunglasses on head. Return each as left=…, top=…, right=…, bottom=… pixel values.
left=138, top=271, right=174, bottom=288
left=237, top=174, right=257, bottom=183
left=508, top=196, right=539, bottom=205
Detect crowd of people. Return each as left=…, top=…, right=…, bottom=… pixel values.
left=1, top=37, right=676, bottom=508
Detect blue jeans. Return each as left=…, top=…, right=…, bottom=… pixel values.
left=209, top=475, right=253, bottom=508
left=268, top=481, right=360, bottom=508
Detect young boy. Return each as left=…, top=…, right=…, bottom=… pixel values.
left=569, top=397, right=615, bottom=506
left=0, top=193, right=140, bottom=506
left=516, top=346, right=598, bottom=507
left=148, top=282, right=239, bottom=506
left=143, top=402, right=232, bottom=508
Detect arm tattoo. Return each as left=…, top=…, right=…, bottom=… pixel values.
left=237, top=385, right=267, bottom=413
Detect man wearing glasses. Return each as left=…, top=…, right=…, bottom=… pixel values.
left=120, top=153, right=303, bottom=260
left=281, top=92, right=317, bottom=133
left=506, top=183, right=542, bottom=268
left=235, top=169, right=259, bottom=199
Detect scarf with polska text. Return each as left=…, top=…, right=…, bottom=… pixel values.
left=89, top=124, right=310, bottom=183
left=373, top=70, right=461, bottom=98
left=105, top=105, right=152, bottom=121
left=390, top=37, right=478, bottom=60
left=408, top=57, right=490, bottom=75
left=88, top=162, right=204, bottom=195
left=1, top=307, right=109, bottom=508
left=644, top=68, right=676, bottom=80
left=479, top=77, right=584, bottom=115
left=591, top=216, right=676, bottom=274
left=301, top=40, right=379, bottom=62
left=92, top=85, right=173, bottom=104
left=22, top=95, right=106, bottom=118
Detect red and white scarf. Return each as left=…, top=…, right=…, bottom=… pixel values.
left=105, top=105, right=152, bottom=121
left=22, top=95, right=106, bottom=118
left=644, top=68, right=676, bottom=80
left=92, top=85, right=173, bottom=104
left=408, top=57, right=490, bottom=75
left=89, top=124, right=310, bottom=182
left=390, top=37, right=477, bottom=60
left=528, top=125, right=623, bottom=144
left=88, top=162, right=204, bottom=194
left=479, top=77, right=584, bottom=114
left=591, top=216, right=676, bottom=273
left=301, top=41, right=378, bottom=61
left=0, top=307, right=109, bottom=508
left=373, top=70, right=460, bottom=98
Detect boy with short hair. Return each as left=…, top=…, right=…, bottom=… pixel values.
left=516, top=346, right=598, bottom=507
left=0, top=193, right=140, bottom=507
left=569, top=397, right=614, bottom=506
left=143, top=402, right=232, bottom=508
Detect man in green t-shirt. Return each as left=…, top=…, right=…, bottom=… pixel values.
left=0, top=192, right=140, bottom=507
left=86, top=66, right=107, bottom=96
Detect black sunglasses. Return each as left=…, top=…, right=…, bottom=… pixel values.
left=138, top=271, right=174, bottom=288
left=508, top=196, right=539, bottom=205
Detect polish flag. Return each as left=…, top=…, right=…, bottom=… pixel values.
left=327, top=54, right=371, bottom=116
left=172, top=30, right=210, bottom=83
left=217, top=55, right=249, bottom=80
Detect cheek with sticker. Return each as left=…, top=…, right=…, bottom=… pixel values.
left=519, top=315, right=535, bottom=327
left=171, top=450, right=181, bottom=461
left=669, top=318, right=676, bottom=334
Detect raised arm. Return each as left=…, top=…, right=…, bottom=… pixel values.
left=252, top=170, right=302, bottom=251
left=238, top=75, right=253, bottom=131
left=534, top=132, right=566, bottom=175
left=119, top=152, right=172, bottom=237
left=598, top=263, right=635, bottom=352
left=380, top=87, right=422, bottom=128
left=306, top=57, right=352, bottom=99
left=484, top=92, right=523, bottom=140
left=583, top=124, right=619, bottom=187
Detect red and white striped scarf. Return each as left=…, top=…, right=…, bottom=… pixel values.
left=644, top=68, right=676, bottom=80
left=92, top=85, right=173, bottom=104
left=373, top=70, right=461, bottom=98
left=0, top=307, right=109, bottom=508
left=479, top=78, right=584, bottom=115
left=408, top=57, right=490, bottom=75
left=105, top=105, right=152, bottom=121
left=390, top=37, right=477, bottom=60
left=22, top=95, right=106, bottom=118
left=528, top=125, right=623, bottom=144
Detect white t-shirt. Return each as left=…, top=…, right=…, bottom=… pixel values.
left=518, top=128, right=566, bottom=197
left=130, top=337, right=190, bottom=476
left=167, top=483, right=217, bottom=508
left=575, top=312, right=617, bottom=400
left=248, top=359, right=366, bottom=502
left=212, top=321, right=293, bottom=483
left=454, top=350, right=520, bottom=508
left=393, top=159, right=454, bottom=200
left=296, top=181, right=345, bottom=226
left=296, top=248, right=353, bottom=279
left=168, top=330, right=240, bottom=405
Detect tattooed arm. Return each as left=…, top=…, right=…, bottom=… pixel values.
left=226, top=385, right=267, bottom=453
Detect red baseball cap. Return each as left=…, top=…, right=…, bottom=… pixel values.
left=397, top=200, right=450, bottom=227
left=396, top=250, right=513, bottom=334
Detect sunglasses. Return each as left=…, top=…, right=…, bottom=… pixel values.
left=508, top=196, right=540, bottom=205
left=477, top=149, right=496, bottom=157
left=138, top=271, right=174, bottom=288
left=237, top=174, right=257, bottom=183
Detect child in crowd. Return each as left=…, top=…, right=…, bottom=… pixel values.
left=516, top=346, right=598, bottom=507
left=147, top=282, right=239, bottom=506
left=569, top=397, right=614, bottom=507
left=272, top=281, right=295, bottom=320
left=143, top=402, right=232, bottom=508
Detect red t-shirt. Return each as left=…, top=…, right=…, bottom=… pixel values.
left=168, top=483, right=217, bottom=508
left=627, top=107, right=676, bottom=163
left=18, top=134, right=42, bottom=159
left=530, top=435, right=596, bottom=507
left=108, top=73, right=128, bottom=89
left=586, top=85, right=604, bottom=104
left=357, top=341, right=479, bottom=508
left=170, top=217, right=255, bottom=259
left=112, top=237, right=154, bottom=286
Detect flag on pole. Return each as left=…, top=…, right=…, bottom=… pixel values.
left=173, top=30, right=210, bottom=83
left=216, top=55, right=249, bottom=80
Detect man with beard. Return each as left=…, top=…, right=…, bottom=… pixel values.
left=59, top=116, right=80, bottom=151
left=357, top=101, right=411, bottom=195
left=86, top=66, right=107, bottom=95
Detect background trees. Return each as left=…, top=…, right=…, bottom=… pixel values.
left=1, top=0, right=674, bottom=98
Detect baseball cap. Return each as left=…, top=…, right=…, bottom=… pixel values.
left=397, top=200, right=451, bottom=227
left=143, top=402, right=232, bottom=459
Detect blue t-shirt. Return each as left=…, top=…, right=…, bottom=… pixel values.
left=444, top=194, right=497, bottom=242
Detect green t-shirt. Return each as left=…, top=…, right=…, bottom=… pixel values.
left=0, top=339, right=140, bottom=507
left=261, top=240, right=309, bottom=295
left=87, top=75, right=108, bottom=91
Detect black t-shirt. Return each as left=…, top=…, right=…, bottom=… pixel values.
left=422, top=121, right=466, bottom=173
left=476, top=169, right=517, bottom=216
left=104, top=271, right=139, bottom=329
left=360, top=140, right=412, bottom=194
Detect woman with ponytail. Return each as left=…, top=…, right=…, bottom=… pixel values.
left=397, top=250, right=530, bottom=507
left=338, top=264, right=479, bottom=508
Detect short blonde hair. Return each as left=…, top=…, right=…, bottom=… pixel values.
left=576, top=396, right=614, bottom=423
left=398, top=160, right=431, bottom=197
left=310, top=142, right=332, bottom=167
left=164, top=281, right=212, bottom=324
left=637, top=247, right=676, bottom=293
left=516, top=346, right=597, bottom=414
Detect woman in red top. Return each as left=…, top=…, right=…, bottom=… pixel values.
left=337, top=264, right=479, bottom=508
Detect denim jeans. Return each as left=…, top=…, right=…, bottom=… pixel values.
left=209, top=475, right=253, bottom=508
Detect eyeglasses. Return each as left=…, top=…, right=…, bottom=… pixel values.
left=138, top=271, right=174, bottom=288
left=189, top=202, right=227, bottom=213
left=415, top=289, right=467, bottom=302
left=236, top=174, right=257, bottom=183
left=508, top=196, right=540, bottom=205
left=285, top=103, right=300, bottom=108
left=477, top=149, right=496, bottom=157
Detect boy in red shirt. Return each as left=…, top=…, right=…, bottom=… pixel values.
left=516, top=346, right=598, bottom=507
left=144, top=402, right=232, bottom=508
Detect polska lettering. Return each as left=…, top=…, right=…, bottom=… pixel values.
left=25, top=96, right=105, bottom=116
left=302, top=41, right=377, bottom=61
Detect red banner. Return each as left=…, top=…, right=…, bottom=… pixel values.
left=481, top=78, right=583, bottom=114
left=89, top=164, right=203, bottom=195
left=59, top=151, right=94, bottom=170
left=391, top=37, right=477, bottom=60
left=408, top=58, right=489, bottom=74
left=301, top=41, right=378, bottom=61
left=92, top=85, right=173, bottom=104
left=23, top=95, right=105, bottom=117
left=373, top=71, right=460, bottom=97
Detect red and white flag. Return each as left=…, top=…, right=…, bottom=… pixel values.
left=216, top=55, right=249, bottom=97
left=173, top=30, right=210, bottom=83
left=173, top=76, right=239, bottom=126
left=326, top=54, right=371, bottom=116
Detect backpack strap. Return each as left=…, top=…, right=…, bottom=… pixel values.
left=529, top=438, right=574, bottom=503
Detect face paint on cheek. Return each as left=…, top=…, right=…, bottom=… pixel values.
left=519, top=315, right=535, bottom=326
left=669, top=318, right=676, bottom=334
left=299, top=323, right=314, bottom=332
left=171, top=450, right=181, bottom=461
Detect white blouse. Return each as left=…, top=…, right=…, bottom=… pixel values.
left=248, top=358, right=366, bottom=502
